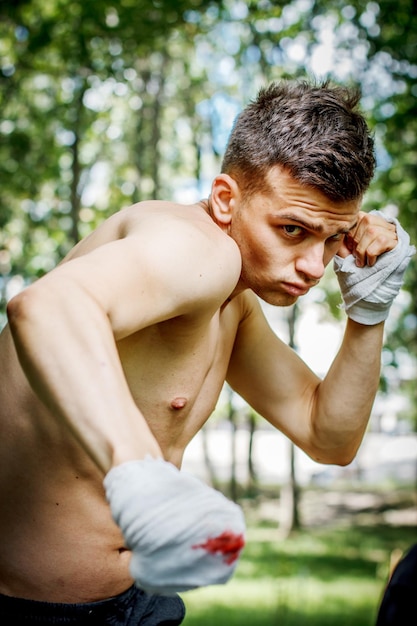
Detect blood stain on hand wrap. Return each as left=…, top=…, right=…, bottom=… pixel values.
left=192, top=530, right=245, bottom=565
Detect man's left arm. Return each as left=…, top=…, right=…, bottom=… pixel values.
left=311, top=210, right=415, bottom=463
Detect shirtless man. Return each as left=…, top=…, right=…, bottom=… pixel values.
left=0, top=80, right=413, bottom=625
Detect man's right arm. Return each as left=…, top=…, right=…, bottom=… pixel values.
left=7, top=218, right=247, bottom=593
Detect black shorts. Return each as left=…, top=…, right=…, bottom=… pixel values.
left=0, top=585, right=186, bottom=625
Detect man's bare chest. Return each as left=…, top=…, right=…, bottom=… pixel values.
left=116, top=308, right=238, bottom=457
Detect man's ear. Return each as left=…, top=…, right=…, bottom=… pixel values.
left=210, top=174, right=240, bottom=227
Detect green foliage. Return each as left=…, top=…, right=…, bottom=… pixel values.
left=0, top=0, right=221, bottom=298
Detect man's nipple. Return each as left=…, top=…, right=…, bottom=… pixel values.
left=170, top=397, right=188, bottom=410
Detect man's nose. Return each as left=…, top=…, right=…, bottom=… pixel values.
left=295, top=244, right=326, bottom=282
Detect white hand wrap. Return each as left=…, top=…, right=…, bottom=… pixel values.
left=104, top=457, right=246, bottom=595
left=334, top=211, right=415, bottom=325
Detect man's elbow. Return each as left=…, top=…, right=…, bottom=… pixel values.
left=309, top=444, right=359, bottom=468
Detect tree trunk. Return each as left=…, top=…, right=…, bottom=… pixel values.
left=279, top=304, right=302, bottom=535
left=69, top=81, right=87, bottom=244
left=227, top=387, right=238, bottom=502
left=247, top=408, right=258, bottom=494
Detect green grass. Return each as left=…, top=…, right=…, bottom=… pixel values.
left=180, top=511, right=417, bottom=626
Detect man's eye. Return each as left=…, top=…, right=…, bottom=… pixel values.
left=329, top=233, right=344, bottom=242
left=283, top=225, right=303, bottom=236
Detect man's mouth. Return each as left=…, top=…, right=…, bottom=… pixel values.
left=281, top=282, right=310, bottom=297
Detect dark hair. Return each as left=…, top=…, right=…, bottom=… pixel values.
left=221, top=79, right=375, bottom=202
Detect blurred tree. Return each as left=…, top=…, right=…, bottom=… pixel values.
left=0, top=0, right=220, bottom=318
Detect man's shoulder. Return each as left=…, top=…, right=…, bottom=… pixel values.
left=121, top=200, right=241, bottom=271
left=116, top=201, right=242, bottom=312
left=66, top=199, right=235, bottom=258
left=221, top=290, right=265, bottom=329
left=120, top=200, right=224, bottom=236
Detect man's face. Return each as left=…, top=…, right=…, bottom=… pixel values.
left=230, top=166, right=361, bottom=306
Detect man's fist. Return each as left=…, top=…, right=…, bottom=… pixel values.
left=334, top=211, right=415, bottom=325
left=104, top=457, right=246, bottom=594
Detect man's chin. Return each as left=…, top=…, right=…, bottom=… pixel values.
left=256, top=290, right=299, bottom=307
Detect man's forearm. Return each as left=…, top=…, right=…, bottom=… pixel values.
left=312, top=318, right=384, bottom=465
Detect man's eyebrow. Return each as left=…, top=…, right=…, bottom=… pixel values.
left=277, top=214, right=357, bottom=235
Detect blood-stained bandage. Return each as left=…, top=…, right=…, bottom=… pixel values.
left=104, top=457, right=246, bottom=595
